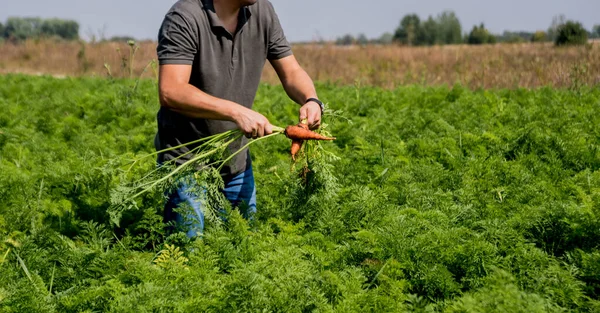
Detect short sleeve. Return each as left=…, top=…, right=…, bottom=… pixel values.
left=157, top=11, right=198, bottom=65
left=266, top=1, right=292, bottom=60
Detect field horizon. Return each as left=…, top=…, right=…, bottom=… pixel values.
left=0, top=39, right=599, bottom=90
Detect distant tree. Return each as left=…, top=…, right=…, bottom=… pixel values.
left=437, top=11, right=462, bottom=44
left=547, top=14, right=566, bottom=41
left=0, top=22, right=4, bottom=39
left=393, top=11, right=462, bottom=46
left=499, top=31, right=522, bottom=43
left=109, top=35, right=136, bottom=43
left=555, top=21, right=588, bottom=46
left=497, top=31, right=534, bottom=43
left=420, top=16, right=439, bottom=45
left=57, top=20, right=78, bottom=40
left=4, top=17, right=42, bottom=41
left=336, top=34, right=355, bottom=46
left=468, top=23, right=496, bottom=44
left=462, top=33, right=470, bottom=44
left=3, top=17, right=79, bottom=41
left=394, top=14, right=422, bottom=46
left=40, top=19, right=79, bottom=40
left=377, top=32, right=394, bottom=44
left=531, top=30, right=548, bottom=43
left=592, top=24, right=600, bottom=39
left=507, top=36, right=525, bottom=43
left=356, top=33, right=368, bottom=46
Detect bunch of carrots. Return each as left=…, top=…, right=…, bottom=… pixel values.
left=286, top=119, right=336, bottom=160
left=116, top=121, right=336, bottom=205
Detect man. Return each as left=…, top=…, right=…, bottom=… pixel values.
left=155, top=0, right=324, bottom=236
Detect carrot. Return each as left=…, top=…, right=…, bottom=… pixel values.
left=290, top=122, right=308, bottom=160
left=291, top=140, right=303, bottom=160
left=285, top=125, right=336, bottom=141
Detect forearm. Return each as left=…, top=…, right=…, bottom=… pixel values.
left=281, top=67, right=318, bottom=105
left=159, top=83, right=241, bottom=121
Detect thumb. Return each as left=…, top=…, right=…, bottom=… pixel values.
left=299, top=107, right=307, bottom=120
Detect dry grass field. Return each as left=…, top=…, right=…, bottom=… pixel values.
left=0, top=39, right=598, bottom=89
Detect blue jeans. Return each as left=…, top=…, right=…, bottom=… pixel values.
left=164, top=166, right=257, bottom=237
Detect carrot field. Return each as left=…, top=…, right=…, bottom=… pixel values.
left=1, top=74, right=600, bottom=312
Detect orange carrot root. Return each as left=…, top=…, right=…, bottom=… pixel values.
left=290, top=123, right=308, bottom=160
left=291, top=140, right=303, bottom=160
left=285, top=125, right=336, bottom=141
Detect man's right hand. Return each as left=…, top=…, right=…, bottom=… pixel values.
left=232, top=107, right=273, bottom=139
left=158, top=65, right=273, bottom=138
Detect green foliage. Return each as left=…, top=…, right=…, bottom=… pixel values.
left=377, top=32, right=394, bottom=45
left=497, top=31, right=533, bottom=43
left=393, top=11, right=462, bottom=46
left=468, top=23, right=497, bottom=44
left=394, top=14, right=422, bottom=46
left=531, top=30, right=548, bottom=43
left=108, top=36, right=137, bottom=43
left=154, top=244, right=189, bottom=269
left=356, top=33, right=368, bottom=46
left=446, top=270, right=562, bottom=312
left=4, top=17, right=42, bottom=41
left=547, top=15, right=566, bottom=42
left=421, top=16, right=439, bottom=46
left=436, top=11, right=463, bottom=45
left=335, top=34, right=355, bottom=46
left=592, top=25, right=600, bottom=39
left=40, top=18, right=79, bottom=40
left=555, top=21, right=589, bottom=46
left=394, top=11, right=462, bottom=46
left=1, top=75, right=600, bottom=311
left=335, top=33, right=368, bottom=46
left=2, top=17, right=79, bottom=41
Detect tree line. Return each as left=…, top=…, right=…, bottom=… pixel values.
left=0, top=17, right=79, bottom=41
left=337, top=12, right=600, bottom=46
left=1, top=14, right=597, bottom=46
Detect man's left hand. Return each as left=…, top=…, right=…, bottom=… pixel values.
left=299, top=101, right=322, bottom=130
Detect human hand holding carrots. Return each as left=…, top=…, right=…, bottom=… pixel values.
left=299, top=101, right=322, bottom=130
left=287, top=118, right=335, bottom=160
left=232, top=106, right=273, bottom=139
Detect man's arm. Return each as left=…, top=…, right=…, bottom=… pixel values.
left=270, top=55, right=322, bottom=129
left=159, top=64, right=273, bottom=138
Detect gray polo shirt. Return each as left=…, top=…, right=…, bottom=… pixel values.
left=155, top=0, right=292, bottom=178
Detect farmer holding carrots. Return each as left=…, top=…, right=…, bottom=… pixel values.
left=155, top=0, right=324, bottom=236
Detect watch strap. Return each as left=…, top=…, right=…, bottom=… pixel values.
left=305, top=97, right=324, bottom=113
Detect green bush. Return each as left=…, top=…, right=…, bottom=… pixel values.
left=393, top=11, right=462, bottom=46
left=531, top=30, right=548, bottom=42
left=394, top=14, right=422, bottom=46
left=468, top=23, right=496, bottom=44
left=593, top=25, right=600, bottom=39
left=1, top=17, right=79, bottom=41
left=555, top=21, right=588, bottom=46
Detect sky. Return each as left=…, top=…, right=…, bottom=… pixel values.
left=0, top=0, right=598, bottom=42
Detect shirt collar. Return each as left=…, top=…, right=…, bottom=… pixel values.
left=201, top=0, right=251, bottom=36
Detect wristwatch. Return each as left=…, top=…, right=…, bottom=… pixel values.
left=305, top=98, right=324, bottom=113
